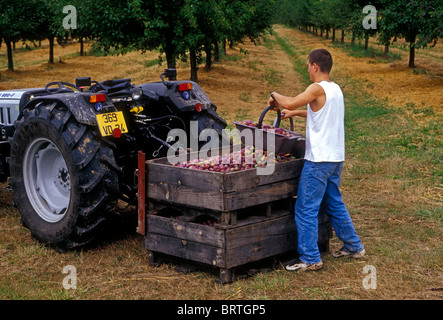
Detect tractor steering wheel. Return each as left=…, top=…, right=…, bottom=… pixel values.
left=45, top=81, right=81, bottom=94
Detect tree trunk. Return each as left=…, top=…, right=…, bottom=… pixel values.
left=384, top=43, right=390, bottom=57
left=80, top=37, right=84, bottom=56
left=164, top=40, right=177, bottom=80
left=409, top=43, right=415, bottom=68
left=48, top=36, right=55, bottom=64
left=332, top=28, right=336, bottom=42
left=214, top=41, right=219, bottom=63
left=408, top=34, right=417, bottom=68
left=190, top=49, right=198, bottom=83
left=5, top=40, right=14, bottom=71
left=341, top=30, right=345, bottom=43
left=204, top=44, right=212, bottom=71
left=364, top=33, right=369, bottom=50
left=351, top=31, right=356, bottom=46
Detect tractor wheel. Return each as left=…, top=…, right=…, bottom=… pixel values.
left=9, top=102, right=120, bottom=250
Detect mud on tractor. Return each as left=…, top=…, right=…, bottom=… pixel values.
left=0, top=69, right=228, bottom=251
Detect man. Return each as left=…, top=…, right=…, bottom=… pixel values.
left=268, top=49, right=365, bottom=272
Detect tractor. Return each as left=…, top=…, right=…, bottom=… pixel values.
left=0, top=69, right=228, bottom=250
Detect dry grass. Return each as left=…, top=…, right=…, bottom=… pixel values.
left=0, top=26, right=442, bottom=300
left=275, top=26, right=443, bottom=112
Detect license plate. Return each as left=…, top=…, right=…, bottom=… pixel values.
left=96, top=111, right=128, bottom=136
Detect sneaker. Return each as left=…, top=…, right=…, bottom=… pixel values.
left=285, top=260, right=323, bottom=272
left=332, top=247, right=366, bottom=259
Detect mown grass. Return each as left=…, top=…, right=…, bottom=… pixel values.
left=331, top=41, right=402, bottom=63
left=273, top=28, right=442, bottom=191
left=274, top=34, right=311, bottom=85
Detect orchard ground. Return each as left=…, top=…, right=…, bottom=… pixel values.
left=0, top=25, right=441, bottom=300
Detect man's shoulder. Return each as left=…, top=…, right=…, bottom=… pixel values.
left=307, top=82, right=327, bottom=96
left=315, top=81, right=343, bottom=94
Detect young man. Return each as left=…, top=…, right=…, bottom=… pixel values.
left=268, top=49, right=365, bottom=272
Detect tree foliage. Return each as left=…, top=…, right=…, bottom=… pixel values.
left=0, top=0, right=45, bottom=70
left=0, top=0, right=276, bottom=79
left=378, top=0, right=443, bottom=67
left=274, top=0, right=443, bottom=68
left=87, top=0, right=276, bottom=80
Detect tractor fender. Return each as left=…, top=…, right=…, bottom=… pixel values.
left=22, top=93, right=98, bottom=126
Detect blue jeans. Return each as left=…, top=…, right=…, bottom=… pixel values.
left=294, top=160, right=364, bottom=264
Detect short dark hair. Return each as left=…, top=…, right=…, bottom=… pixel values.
left=308, top=49, right=333, bottom=73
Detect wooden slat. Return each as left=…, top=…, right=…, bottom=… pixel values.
left=147, top=161, right=224, bottom=192
left=225, top=233, right=297, bottom=268
left=225, top=214, right=296, bottom=250
left=147, top=214, right=225, bottom=247
left=224, top=214, right=297, bottom=268
left=146, top=181, right=225, bottom=211
left=224, top=179, right=299, bottom=212
left=145, top=233, right=226, bottom=268
left=222, top=159, right=304, bottom=192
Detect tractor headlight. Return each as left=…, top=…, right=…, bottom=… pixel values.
left=132, top=88, right=143, bottom=101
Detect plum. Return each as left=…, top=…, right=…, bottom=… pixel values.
left=172, top=145, right=296, bottom=172
left=239, top=119, right=298, bottom=137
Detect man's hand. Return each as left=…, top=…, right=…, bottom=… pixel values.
left=281, top=108, right=307, bottom=119
left=281, top=108, right=296, bottom=120
left=268, top=93, right=279, bottom=110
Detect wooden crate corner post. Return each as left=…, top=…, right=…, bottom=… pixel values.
left=137, top=150, right=146, bottom=236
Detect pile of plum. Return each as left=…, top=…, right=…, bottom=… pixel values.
left=172, top=145, right=296, bottom=172
left=237, top=119, right=298, bottom=137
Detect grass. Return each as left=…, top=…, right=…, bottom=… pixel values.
left=274, top=34, right=311, bottom=85
left=416, top=207, right=443, bottom=222
left=331, top=41, right=402, bottom=62
left=144, top=58, right=161, bottom=68
left=264, top=68, right=283, bottom=86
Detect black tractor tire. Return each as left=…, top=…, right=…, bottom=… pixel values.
left=9, top=101, right=120, bottom=250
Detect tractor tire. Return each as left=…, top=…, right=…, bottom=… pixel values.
left=9, top=101, right=120, bottom=250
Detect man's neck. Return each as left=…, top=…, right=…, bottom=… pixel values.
left=312, top=73, right=330, bottom=83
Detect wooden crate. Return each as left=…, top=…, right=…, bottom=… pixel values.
left=144, top=202, right=331, bottom=283
left=143, top=152, right=332, bottom=283
left=146, top=155, right=304, bottom=212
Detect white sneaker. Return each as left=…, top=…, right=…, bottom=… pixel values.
left=285, top=260, right=323, bottom=272
left=332, top=247, right=366, bottom=259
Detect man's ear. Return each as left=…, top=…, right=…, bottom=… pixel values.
left=312, top=62, right=320, bottom=72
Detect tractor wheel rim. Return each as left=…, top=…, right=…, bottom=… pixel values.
left=23, top=138, right=70, bottom=223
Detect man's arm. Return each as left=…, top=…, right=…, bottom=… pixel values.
left=268, top=83, right=324, bottom=111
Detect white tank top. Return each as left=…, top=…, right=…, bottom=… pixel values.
left=304, top=81, right=345, bottom=162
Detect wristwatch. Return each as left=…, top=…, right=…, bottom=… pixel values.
left=270, top=92, right=276, bottom=101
